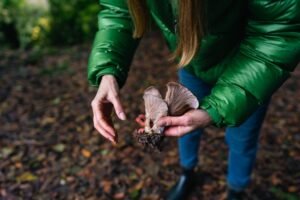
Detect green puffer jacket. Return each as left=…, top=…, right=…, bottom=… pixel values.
left=87, top=0, right=300, bottom=127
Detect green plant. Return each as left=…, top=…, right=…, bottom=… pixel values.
left=0, top=0, right=23, bottom=47
left=15, top=5, right=50, bottom=48
left=48, top=0, right=99, bottom=45
left=0, top=0, right=100, bottom=49
left=270, top=187, right=299, bottom=200
left=0, top=0, right=50, bottom=48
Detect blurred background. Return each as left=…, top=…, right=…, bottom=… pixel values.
left=0, top=0, right=300, bottom=199
left=0, top=0, right=98, bottom=49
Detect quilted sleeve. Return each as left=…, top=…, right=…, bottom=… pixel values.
left=200, top=0, right=300, bottom=127
left=87, top=0, right=140, bottom=88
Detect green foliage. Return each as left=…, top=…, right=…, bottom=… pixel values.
left=16, top=4, right=50, bottom=49
left=0, top=0, right=50, bottom=48
left=0, top=0, right=21, bottom=24
left=0, top=0, right=99, bottom=49
left=270, top=187, right=299, bottom=200
left=48, top=0, right=99, bottom=45
left=0, top=0, right=23, bottom=47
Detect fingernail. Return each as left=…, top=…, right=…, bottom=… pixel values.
left=112, top=140, right=118, bottom=146
left=119, top=112, right=126, bottom=120
left=109, top=138, right=115, bottom=144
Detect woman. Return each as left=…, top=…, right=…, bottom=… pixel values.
left=88, top=0, right=300, bottom=199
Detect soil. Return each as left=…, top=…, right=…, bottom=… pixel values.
left=134, top=130, right=165, bottom=151
left=0, top=31, right=299, bottom=200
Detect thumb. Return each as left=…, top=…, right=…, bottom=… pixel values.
left=157, top=116, right=188, bottom=127
left=110, top=95, right=126, bottom=120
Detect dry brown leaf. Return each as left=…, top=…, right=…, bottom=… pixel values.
left=16, top=172, right=38, bottom=182
left=81, top=149, right=91, bottom=158
left=101, top=180, right=112, bottom=193
left=288, top=186, right=298, bottom=193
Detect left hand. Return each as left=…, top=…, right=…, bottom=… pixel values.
left=157, top=109, right=212, bottom=137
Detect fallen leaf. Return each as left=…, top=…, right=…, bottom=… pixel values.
left=133, top=181, right=144, bottom=191
left=52, top=144, right=65, bottom=152
left=288, top=186, right=298, bottom=193
left=41, top=117, right=56, bottom=125
left=16, top=172, right=38, bottom=182
left=15, top=162, right=22, bottom=168
left=101, top=180, right=112, bottom=193
left=100, top=149, right=109, bottom=156
left=81, top=149, right=91, bottom=158
left=270, top=174, right=282, bottom=185
left=0, top=147, right=14, bottom=158
left=52, top=97, right=61, bottom=105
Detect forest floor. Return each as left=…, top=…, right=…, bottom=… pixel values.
left=0, top=32, right=299, bottom=200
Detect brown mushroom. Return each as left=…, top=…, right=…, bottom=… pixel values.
left=165, top=82, right=199, bottom=116
left=143, top=86, right=168, bottom=134
left=135, top=82, right=199, bottom=151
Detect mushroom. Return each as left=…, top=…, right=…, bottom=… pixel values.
left=143, top=86, right=168, bottom=134
left=165, top=82, right=199, bottom=116
left=135, top=82, right=199, bottom=150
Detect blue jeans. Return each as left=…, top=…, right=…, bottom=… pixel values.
left=178, top=68, right=269, bottom=191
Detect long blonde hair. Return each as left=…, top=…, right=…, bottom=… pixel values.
left=127, top=0, right=204, bottom=67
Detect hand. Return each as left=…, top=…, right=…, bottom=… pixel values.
left=135, top=114, right=146, bottom=134
left=91, top=75, right=126, bottom=144
left=157, top=109, right=212, bottom=137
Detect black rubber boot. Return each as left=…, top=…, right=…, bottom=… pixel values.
left=166, top=168, right=195, bottom=200
left=227, top=188, right=246, bottom=200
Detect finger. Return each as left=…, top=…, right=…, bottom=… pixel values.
left=93, top=116, right=117, bottom=144
left=157, top=116, right=190, bottom=127
left=110, top=95, right=126, bottom=120
left=137, top=128, right=145, bottom=134
left=92, top=103, right=116, bottom=136
left=98, top=116, right=116, bottom=136
left=163, top=126, right=193, bottom=137
left=138, top=114, right=145, bottom=120
left=135, top=115, right=146, bottom=127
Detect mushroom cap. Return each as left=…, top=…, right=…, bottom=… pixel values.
left=143, top=86, right=168, bottom=134
left=143, top=86, right=168, bottom=120
left=141, top=82, right=199, bottom=135
left=165, top=82, right=199, bottom=116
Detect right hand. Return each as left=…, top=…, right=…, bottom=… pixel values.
left=91, top=75, right=126, bottom=144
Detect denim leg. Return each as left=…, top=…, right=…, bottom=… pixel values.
left=225, top=101, right=270, bottom=191
left=177, top=69, right=212, bottom=170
